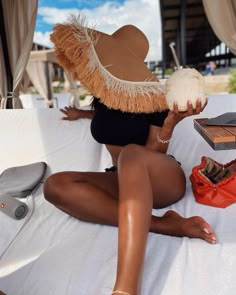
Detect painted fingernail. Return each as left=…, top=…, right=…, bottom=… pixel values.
left=203, top=228, right=210, bottom=234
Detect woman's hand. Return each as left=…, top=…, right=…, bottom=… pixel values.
left=164, top=98, right=208, bottom=129
left=60, top=106, right=82, bottom=121
left=60, top=106, right=94, bottom=120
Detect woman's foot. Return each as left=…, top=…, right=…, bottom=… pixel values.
left=112, top=291, right=130, bottom=295
left=156, top=210, right=217, bottom=244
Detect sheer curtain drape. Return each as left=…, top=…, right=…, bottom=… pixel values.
left=27, top=49, right=57, bottom=107
left=26, top=61, right=54, bottom=108
left=0, top=0, right=38, bottom=109
left=0, top=37, right=7, bottom=108
left=203, top=0, right=236, bottom=55
left=64, top=71, right=80, bottom=108
left=20, top=71, right=31, bottom=94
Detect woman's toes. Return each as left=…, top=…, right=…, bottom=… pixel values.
left=204, top=236, right=217, bottom=244
left=203, top=226, right=211, bottom=235
left=198, top=220, right=217, bottom=244
left=202, top=232, right=217, bottom=244
left=161, top=210, right=217, bottom=243
left=182, top=216, right=217, bottom=242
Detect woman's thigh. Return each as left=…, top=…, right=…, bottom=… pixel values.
left=118, top=145, right=186, bottom=209
left=45, top=170, right=119, bottom=200
left=149, top=153, right=186, bottom=208
left=46, top=147, right=185, bottom=209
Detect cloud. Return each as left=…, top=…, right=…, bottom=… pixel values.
left=33, top=31, right=53, bottom=48
left=35, top=0, right=162, bottom=61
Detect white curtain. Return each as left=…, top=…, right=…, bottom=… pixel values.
left=26, top=61, right=54, bottom=108
left=20, top=71, right=31, bottom=94
left=64, top=71, right=80, bottom=108
left=0, top=0, right=38, bottom=109
left=202, top=0, right=236, bottom=55
left=0, top=37, right=7, bottom=108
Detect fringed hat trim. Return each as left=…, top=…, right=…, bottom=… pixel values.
left=51, top=15, right=168, bottom=113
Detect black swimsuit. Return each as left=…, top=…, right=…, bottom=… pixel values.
left=90, top=97, right=169, bottom=146
left=90, top=97, right=171, bottom=172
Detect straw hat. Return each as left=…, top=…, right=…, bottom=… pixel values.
left=50, top=15, right=168, bottom=113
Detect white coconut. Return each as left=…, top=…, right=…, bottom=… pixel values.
left=165, top=68, right=206, bottom=111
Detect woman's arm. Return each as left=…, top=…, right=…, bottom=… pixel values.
left=60, top=106, right=94, bottom=121
left=146, top=99, right=208, bottom=153
left=145, top=124, right=173, bottom=154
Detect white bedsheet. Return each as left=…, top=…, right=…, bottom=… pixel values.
left=0, top=94, right=236, bottom=295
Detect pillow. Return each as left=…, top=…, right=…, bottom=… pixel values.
left=0, top=162, right=47, bottom=198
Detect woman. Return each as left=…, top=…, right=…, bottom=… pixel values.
left=44, top=15, right=217, bottom=295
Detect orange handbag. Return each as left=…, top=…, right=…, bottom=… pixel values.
left=189, top=156, right=236, bottom=208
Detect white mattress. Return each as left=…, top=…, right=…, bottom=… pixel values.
left=1, top=94, right=236, bottom=295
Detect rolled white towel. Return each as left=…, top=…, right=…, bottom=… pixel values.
left=165, top=68, right=206, bottom=111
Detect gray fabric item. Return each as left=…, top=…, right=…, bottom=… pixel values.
left=0, top=162, right=47, bottom=198
left=201, top=112, right=236, bottom=126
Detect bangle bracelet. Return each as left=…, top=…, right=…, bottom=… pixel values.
left=156, top=131, right=171, bottom=144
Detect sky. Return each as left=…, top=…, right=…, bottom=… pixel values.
left=34, top=0, right=162, bottom=61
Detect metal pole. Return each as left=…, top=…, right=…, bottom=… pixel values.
left=180, top=0, right=186, bottom=66
left=160, top=0, right=166, bottom=78
left=169, top=42, right=181, bottom=69
left=0, top=0, right=13, bottom=108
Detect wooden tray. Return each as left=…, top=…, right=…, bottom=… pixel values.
left=194, top=118, right=236, bottom=150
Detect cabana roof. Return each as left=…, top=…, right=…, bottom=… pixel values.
left=160, top=0, right=234, bottom=69
left=29, top=49, right=57, bottom=63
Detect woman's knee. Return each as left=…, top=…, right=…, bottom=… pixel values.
left=44, top=172, right=79, bottom=205
left=118, top=144, right=147, bottom=167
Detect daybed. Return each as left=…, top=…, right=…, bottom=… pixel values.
left=1, top=94, right=236, bottom=295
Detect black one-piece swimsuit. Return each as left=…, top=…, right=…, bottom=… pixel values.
left=90, top=97, right=170, bottom=172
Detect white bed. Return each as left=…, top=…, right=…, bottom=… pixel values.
left=1, top=94, right=236, bottom=295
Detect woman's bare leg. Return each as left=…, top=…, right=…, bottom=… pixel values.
left=44, top=147, right=216, bottom=295
left=114, top=146, right=154, bottom=295
left=44, top=170, right=215, bottom=242
left=111, top=145, right=216, bottom=295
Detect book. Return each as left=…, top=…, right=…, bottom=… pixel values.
left=201, top=112, right=236, bottom=126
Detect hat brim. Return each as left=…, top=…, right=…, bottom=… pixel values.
left=50, top=15, right=168, bottom=113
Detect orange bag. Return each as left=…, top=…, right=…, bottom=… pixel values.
left=189, top=156, right=236, bottom=208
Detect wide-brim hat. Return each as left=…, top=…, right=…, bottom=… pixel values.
left=50, top=15, right=168, bottom=113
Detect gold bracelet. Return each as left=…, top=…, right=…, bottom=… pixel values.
left=156, top=131, right=171, bottom=144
